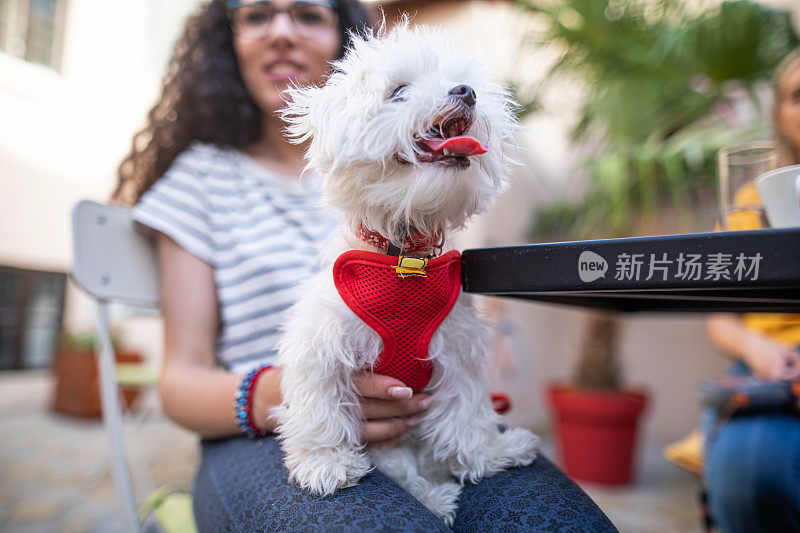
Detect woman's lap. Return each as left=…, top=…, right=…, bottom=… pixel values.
left=704, top=411, right=800, bottom=533
left=194, top=435, right=447, bottom=532
left=193, top=435, right=615, bottom=532
left=454, top=451, right=615, bottom=532
left=702, top=360, right=800, bottom=532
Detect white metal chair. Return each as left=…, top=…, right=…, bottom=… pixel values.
left=71, top=200, right=194, bottom=533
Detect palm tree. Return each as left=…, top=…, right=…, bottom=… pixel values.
left=516, top=0, right=799, bottom=389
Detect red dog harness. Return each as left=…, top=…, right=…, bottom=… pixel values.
left=333, top=250, right=461, bottom=392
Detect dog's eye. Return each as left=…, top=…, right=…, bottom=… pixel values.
left=389, top=84, right=409, bottom=102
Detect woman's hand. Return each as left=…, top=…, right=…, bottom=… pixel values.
left=354, top=371, right=431, bottom=449
left=742, top=336, right=800, bottom=382
left=708, top=314, right=800, bottom=383
left=251, top=368, right=430, bottom=444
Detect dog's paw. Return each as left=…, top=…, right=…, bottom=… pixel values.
left=421, top=481, right=461, bottom=527
left=449, top=427, right=540, bottom=484
left=494, top=427, right=540, bottom=467
left=285, top=447, right=373, bottom=496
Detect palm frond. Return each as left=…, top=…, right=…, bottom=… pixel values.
left=517, top=0, right=798, bottom=240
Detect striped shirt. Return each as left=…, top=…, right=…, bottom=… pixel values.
left=132, top=142, right=336, bottom=373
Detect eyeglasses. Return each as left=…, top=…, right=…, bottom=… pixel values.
left=226, top=1, right=338, bottom=41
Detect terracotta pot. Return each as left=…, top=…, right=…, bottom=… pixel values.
left=52, top=349, right=144, bottom=418
left=547, top=384, right=648, bottom=485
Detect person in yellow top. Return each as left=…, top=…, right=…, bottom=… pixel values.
left=724, top=180, right=800, bottom=352
left=704, top=50, right=800, bottom=532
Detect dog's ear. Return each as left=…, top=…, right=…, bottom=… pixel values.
left=280, top=82, right=345, bottom=174
left=279, top=84, right=322, bottom=145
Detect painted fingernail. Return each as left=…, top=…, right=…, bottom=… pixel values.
left=418, top=397, right=432, bottom=410
left=406, top=416, right=421, bottom=427
left=388, top=386, right=413, bottom=399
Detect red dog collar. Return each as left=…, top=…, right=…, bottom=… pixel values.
left=333, top=249, right=461, bottom=392
left=355, top=224, right=442, bottom=256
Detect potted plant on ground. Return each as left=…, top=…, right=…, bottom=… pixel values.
left=52, top=330, right=144, bottom=418
left=514, top=0, right=798, bottom=484
left=548, top=313, right=648, bottom=484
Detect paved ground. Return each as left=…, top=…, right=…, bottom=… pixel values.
left=0, top=370, right=198, bottom=533
left=0, top=370, right=700, bottom=532
left=574, top=448, right=702, bottom=532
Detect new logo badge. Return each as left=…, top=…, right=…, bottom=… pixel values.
left=578, top=251, right=608, bottom=282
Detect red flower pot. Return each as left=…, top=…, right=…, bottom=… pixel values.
left=548, top=384, right=648, bottom=485
left=52, top=349, right=144, bottom=418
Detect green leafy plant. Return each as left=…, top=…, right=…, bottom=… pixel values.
left=515, top=0, right=798, bottom=389
left=519, top=0, right=798, bottom=240
left=59, top=330, right=121, bottom=353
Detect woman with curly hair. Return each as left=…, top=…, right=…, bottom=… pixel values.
left=118, top=1, right=615, bottom=530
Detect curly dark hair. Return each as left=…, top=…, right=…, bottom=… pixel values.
left=112, top=0, right=373, bottom=205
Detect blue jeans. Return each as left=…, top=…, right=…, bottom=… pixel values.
left=193, top=435, right=616, bottom=532
left=704, top=361, right=800, bottom=533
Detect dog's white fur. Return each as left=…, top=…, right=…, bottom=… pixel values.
left=274, top=21, right=539, bottom=524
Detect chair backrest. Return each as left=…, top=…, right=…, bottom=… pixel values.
left=71, top=200, right=161, bottom=533
left=72, top=200, right=160, bottom=307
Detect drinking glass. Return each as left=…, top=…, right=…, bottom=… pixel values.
left=717, top=141, right=777, bottom=230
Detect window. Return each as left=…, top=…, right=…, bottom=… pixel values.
left=0, top=0, right=67, bottom=71
left=0, top=266, right=66, bottom=370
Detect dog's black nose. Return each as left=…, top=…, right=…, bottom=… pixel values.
left=448, top=84, right=476, bottom=107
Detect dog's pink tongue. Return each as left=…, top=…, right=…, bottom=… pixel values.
left=420, top=136, right=488, bottom=156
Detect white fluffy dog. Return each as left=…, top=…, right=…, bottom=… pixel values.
left=275, top=21, right=540, bottom=524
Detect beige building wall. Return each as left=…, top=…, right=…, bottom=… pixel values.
left=0, top=0, right=199, bottom=357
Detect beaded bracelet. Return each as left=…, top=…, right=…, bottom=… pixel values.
left=234, top=365, right=273, bottom=437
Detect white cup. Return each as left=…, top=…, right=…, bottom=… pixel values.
left=754, top=164, right=800, bottom=228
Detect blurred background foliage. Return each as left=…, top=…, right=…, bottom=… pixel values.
left=517, top=0, right=799, bottom=241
